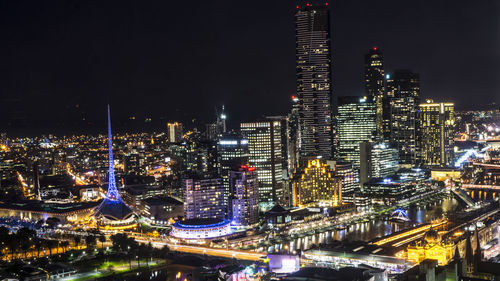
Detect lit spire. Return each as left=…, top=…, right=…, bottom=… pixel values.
left=105, top=105, right=121, bottom=202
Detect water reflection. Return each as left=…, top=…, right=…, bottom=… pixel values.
left=274, top=197, right=460, bottom=253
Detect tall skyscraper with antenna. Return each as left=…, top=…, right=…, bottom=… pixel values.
left=364, top=47, right=385, bottom=138
left=295, top=3, right=333, bottom=160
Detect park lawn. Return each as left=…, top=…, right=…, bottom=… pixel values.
left=68, top=258, right=166, bottom=281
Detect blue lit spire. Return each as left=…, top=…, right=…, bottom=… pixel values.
left=105, top=105, right=121, bottom=202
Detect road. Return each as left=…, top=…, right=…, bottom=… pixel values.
left=135, top=239, right=263, bottom=261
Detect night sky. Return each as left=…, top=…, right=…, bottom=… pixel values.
left=1, top=0, right=499, bottom=135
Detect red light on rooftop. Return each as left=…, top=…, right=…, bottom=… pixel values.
left=325, top=2, right=328, bottom=6
left=306, top=3, right=310, bottom=6
left=296, top=5, right=299, bottom=9
left=373, top=46, right=378, bottom=51
left=291, top=95, right=295, bottom=99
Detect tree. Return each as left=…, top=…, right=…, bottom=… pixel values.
left=73, top=236, right=81, bottom=249
left=98, top=235, right=106, bottom=249
left=17, top=227, right=36, bottom=259
left=7, top=235, right=18, bottom=259
left=34, top=239, right=43, bottom=258
left=46, top=239, right=58, bottom=256
left=61, top=240, right=69, bottom=252
left=85, top=235, right=97, bottom=250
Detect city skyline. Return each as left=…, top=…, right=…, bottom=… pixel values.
left=0, top=1, right=499, bottom=280
left=0, top=0, right=498, bottom=136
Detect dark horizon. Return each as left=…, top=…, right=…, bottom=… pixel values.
left=1, top=0, right=499, bottom=136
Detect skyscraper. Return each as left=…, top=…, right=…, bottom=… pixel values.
left=295, top=4, right=333, bottom=159
left=419, top=100, right=455, bottom=167
left=229, top=165, right=259, bottom=226
left=360, top=142, right=399, bottom=184
left=217, top=133, right=250, bottom=206
left=337, top=96, right=377, bottom=167
left=241, top=119, right=284, bottom=207
left=386, top=70, right=421, bottom=167
left=167, top=122, right=184, bottom=143
left=364, top=47, right=385, bottom=138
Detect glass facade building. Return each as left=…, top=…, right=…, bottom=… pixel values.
left=385, top=70, right=421, bottom=167
left=295, top=4, right=333, bottom=159
left=241, top=120, right=284, bottom=206
left=364, top=47, right=385, bottom=138
left=337, top=96, right=377, bottom=167
left=419, top=100, right=455, bottom=167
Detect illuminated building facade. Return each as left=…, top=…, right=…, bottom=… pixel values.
left=184, top=134, right=218, bottom=174
left=240, top=120, right=283, bottom=206
left=419, top=100, right=455, bottom=167
left=217, top=133, right=250, bottom=206
left=362, top=168, right=427, bottom=205
left=292, top=159, right=341, bottom=207
left=407, top=228, right=455, bottom=266
left=167, top=122, right=184, bottom=143
left=364, top=47, right=385, bottom=137
left=360, top=142, right=399, bottom=184
left=229, top=165, right=259, bottom=226
left=295, top=4, right=333, bottom=159
left=183, top=176, right=226, bottom=220
left=385, top=70, right=421, bottom=167
left=337, top=96, right=377, bottom=167
left=333, top=161, right=358, bottom=204
left=170, top=219, right=232, bottom=239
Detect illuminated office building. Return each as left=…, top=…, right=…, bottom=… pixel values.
left=333, top=161, right=359, bottom=204
left=385, top=70, right=421, bottom=167
left=241, top=119, right=284, bottom=207
left=364, top=47, right=385, bottom=138
left=229, top=165, right=259, bottom=226
left=337, top=96, right=377, bottom=167
left=217, top=133, right=250, bottom=206
left=183, top=176, right=226, bottom=220
left=292, top=159, right=341, bottom=207
left=206, top=105, right=227, bottom=141
left=167, top=122, right=184, bottom=143
left=360, top=142, right=399, bottom=184
left=295, top=4, right=333, bottom=159
left=419, top=100, right=455, bottom=167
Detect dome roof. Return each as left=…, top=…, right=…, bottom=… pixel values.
left=424, top=227, right=440, bottom=244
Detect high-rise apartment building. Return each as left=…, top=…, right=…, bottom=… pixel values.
left=360, top=142, right=399, bottom=184
left=364, top=47, right=385, bottom=138
left=419, top=100, right=455, bottom=167
left=385, top=70, right=421, bottom=167
left=229, top=165, right=259, bottom=226
left=167, top=122, right=184, bottom=143
left=292, top=159, right=341, bottom=207
left=337, top=96, right=377, bottom=167
left=241, top=119, right=284, bottom=207
left=217, top=133, right=250, bottom=206
left=295, top=4, right=333, bottom=159
left=183, top=176, right=226, bottom=220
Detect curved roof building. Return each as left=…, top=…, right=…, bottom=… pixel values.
left=171, top=218, right=232, bottom=239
